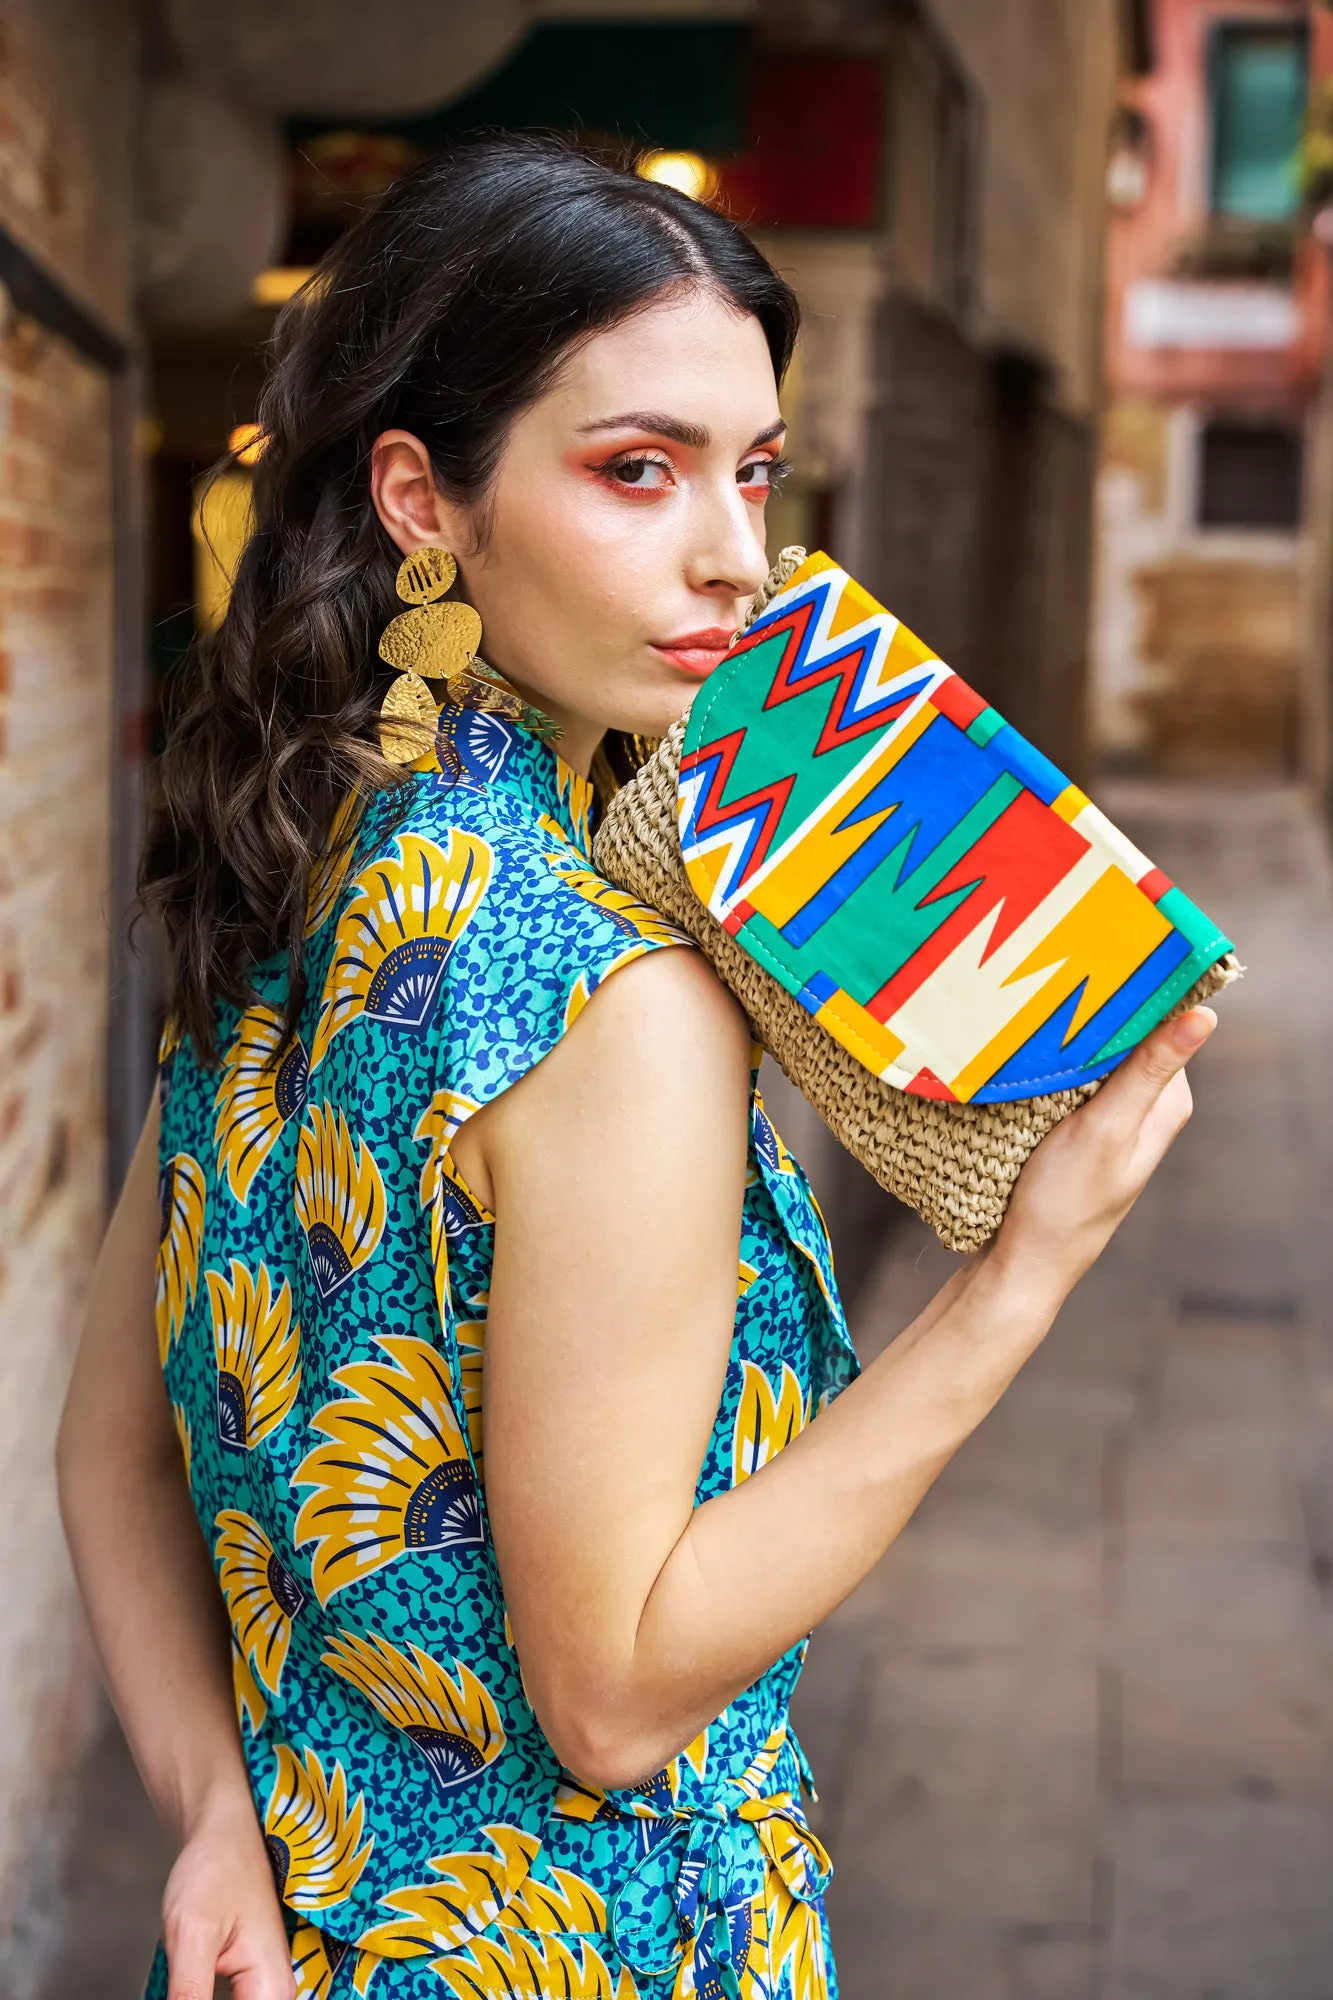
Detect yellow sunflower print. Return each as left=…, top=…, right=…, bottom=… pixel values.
left=322, top=1629, right=505, bottom=1796
left=294, top=1334, right=482, bottom=1604
left=293, top=1101, right=387, bottom=1303
left=215, top=1508, right=306, bottom=1696
left=206, top=1257, right=301, bottom=1451
left=214, top=1003, right=310, bottom=1205
left=264, top=1744, right=373, bottom=1911
left=310, top=830, right=492, bottom=1069
left=156, top=1152, right=206, bottom=1364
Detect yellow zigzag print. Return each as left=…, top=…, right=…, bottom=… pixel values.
left=294, top=1334, right=482, bottom=1604
left=732, top=1361, right=809, bottom=1486
left=156, top=1152, right=206, bottom=1364
left=322, top=1629, right=505, bottom=1796
left=294, top=1102, right=386, bottom=1303
left=264, top=1744, right=373, bottom=1911
left=207, top=1258, right=301, bottom=1451
left=311, top=831, right=492, bottom=1069
left=214, top=1003, right=310, bottom=1204
left=353, top=1824, right=539, bottom=1961
left=414, top=1089, right=485, bottom=1325
left=215, top=1508, right=307, bottom=1696
left=305, top=792, right=365, bottom=939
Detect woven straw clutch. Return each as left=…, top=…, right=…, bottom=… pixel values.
left=593, top=550, right=1239, bottom=1254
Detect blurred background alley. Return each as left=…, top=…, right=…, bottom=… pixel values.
left=1, top=0, right=1331, bottom=1994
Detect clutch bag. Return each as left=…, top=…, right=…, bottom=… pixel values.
left=594, top=549, right=1238, bottom=1251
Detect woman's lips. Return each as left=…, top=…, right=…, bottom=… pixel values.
left=651, top=628, right=738, bottom=679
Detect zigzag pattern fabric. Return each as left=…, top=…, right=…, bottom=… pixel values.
left=679, top=553, right=1232, bottom=1106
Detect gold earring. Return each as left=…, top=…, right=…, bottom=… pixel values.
left=377, top=547, right=562, bottom=764
left=377, top=548, right=481, bottom=765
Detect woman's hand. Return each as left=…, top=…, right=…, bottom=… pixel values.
left=995, top=1004, right=1217, bottom=1291
left=160, top=1790, right=294, bottom=2000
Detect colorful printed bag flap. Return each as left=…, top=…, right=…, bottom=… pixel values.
left=678, top=553, right=1233, bottom=1106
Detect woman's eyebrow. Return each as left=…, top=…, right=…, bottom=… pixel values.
left=578, top=413, right=787, bottom=451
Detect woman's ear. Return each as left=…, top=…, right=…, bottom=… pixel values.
left=371, top=429, right=471, bottom=558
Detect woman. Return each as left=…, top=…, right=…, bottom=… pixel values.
left=57, top=139, right=1213, bottom=2000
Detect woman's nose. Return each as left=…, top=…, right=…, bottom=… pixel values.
left=686, top=478, right=771, bottom=603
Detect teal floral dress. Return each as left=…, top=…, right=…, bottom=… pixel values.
left=148, top=703, right=858, bottom=2000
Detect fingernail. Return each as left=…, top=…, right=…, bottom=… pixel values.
left=1174, top=1006, right=1217, bottom=1049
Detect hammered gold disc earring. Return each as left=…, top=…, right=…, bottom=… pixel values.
left=377, top=547, right=561, bottom=765
left=377, top=548, right=481, bottom=764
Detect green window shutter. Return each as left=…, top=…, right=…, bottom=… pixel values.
left=1211, top=27, right=1308, bottom=222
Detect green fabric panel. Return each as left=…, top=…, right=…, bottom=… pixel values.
left=738, top=772, right=1022, bottom=1008
left=966, top=707, right=1004, bottom=749
left=1212, top=29, right=1306, bottom=222
left=1156, top=885, right=1231, bottom=953
left=689, top=628, right=888, bottom=854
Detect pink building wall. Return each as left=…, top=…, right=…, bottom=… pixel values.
left=1089, top=0, right=1319, bottom=775
left=1105, top=0, right=1322, bottom=411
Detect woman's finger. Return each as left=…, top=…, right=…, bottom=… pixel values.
left=220, top=1913, right=298, bottom=2000
left=1096, top=1006, right=1215, bottom=1131
left=230, top=1955, right=298, bottom=2000
left=1133, top=1067, right=1195, bottom=1167
left=163, top=1919, right=222, bottom=2000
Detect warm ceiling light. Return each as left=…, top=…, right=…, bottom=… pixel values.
left=228, top=424, right=267, bottom=466
left=251, top=265, right=316, bottom=307
left=637, top=151, right=717, bottom=203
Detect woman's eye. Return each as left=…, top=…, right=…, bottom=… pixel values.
left=737, top=456, right=791, bottom=495
left=605, top=455, right=672, bottom=490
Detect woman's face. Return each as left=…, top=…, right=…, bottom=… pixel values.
left=371, top=285, right=787, bottom=774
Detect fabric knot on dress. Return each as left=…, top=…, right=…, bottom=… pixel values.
left=608, top=1786, right=832, bottom=1998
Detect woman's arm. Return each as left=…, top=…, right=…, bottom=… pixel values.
left=57, top=1094, right=294, bottom=2000
left=461, top=948, right=1213, bottom=1788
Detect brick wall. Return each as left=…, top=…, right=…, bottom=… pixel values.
left=0, top=4, right=135, bottom=1990
left=0, top=0, right=135, bottom=337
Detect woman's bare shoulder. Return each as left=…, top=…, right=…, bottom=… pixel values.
left=559, top=940, right=751, bottom=1089
left=453, top=942, right=751, bottom=1207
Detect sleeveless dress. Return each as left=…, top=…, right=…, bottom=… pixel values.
left=146, top=702, right=858, bottom=2000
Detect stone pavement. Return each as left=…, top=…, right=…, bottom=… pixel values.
left=35, top=782, right=1333, bottom=2000
left=791, top=781, right=1333, bottom=2000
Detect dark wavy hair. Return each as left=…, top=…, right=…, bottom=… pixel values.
left=140, top=135, right=800, bottom=1062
